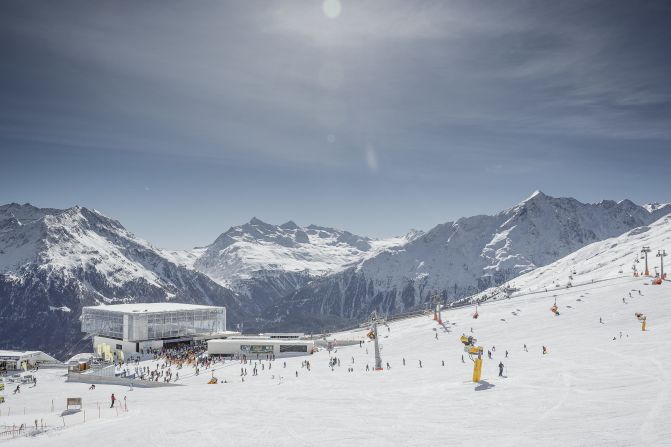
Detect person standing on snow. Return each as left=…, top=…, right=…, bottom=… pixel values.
left=110, top=393, right=116, bottom=408
left=498, top=362, right=504, bottom=377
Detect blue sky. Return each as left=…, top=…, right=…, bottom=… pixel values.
left=1, top=0, right=670, bottom=248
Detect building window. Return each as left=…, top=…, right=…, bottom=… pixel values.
left=279, top=344, right=308, bottom=353
left=116, top=344, right=123, bottom=350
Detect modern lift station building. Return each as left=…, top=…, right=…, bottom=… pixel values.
left=81, top=303, right=227, bottom=358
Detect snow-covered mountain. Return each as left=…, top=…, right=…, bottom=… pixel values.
left=0, top=203, right=246, bottom=358
left=473, top=212, right=671, bottom=304
left=190, top=218, right=416, bottom=309
left=2, top=192, right=669, bottom=353
left=266, top=192, right=671, bottom=329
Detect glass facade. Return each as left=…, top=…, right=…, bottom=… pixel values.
left=81, top=309, right=124, bottom=339
left=81, top=306, right=226, bottom=341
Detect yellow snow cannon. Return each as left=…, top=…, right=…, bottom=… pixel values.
left=635, top=313, right=647, bottom=331
left=460, top=334, right=476, bottom=346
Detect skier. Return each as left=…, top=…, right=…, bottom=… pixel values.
left=435, top=332, right=438, bottom=340
left=295, top=371, right=298, bottom=378
left=505, top=350, right=509, bottom=358
left=386, top=362, right=391, bottom=370
left=366, top=364, right=370, bottom=372
left=600, top=317, right=603, bottom=324
left=441, top=360, right=445, bottom=367
left=461, top=354, right=465, bottom=363
left=542, top=346, right=548, bottom=355
left=419, top=360, right=422, bottom=368
left=523, top=344, right=528, bottom=352
left=498, top=361, right=504, bottom=377
left=13, top=385, right=20, bottom=394
left=110, top=393, right=116, bottom=408
left=402, top=358, right=406, bottom=366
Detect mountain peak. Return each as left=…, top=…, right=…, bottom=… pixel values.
left=249, top=217, right=269, bottom=226
left=279, top=220, right=300, bottom=230
left=522, top=190, right=548, bottom=203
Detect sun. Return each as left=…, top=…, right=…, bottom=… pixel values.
left=322, top=0, right=342, bottom=19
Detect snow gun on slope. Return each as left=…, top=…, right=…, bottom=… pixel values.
left=460, top=334, right=483, bottom=382
left=635, top=312, right=647, bottom=331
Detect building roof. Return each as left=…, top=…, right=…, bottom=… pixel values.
left=82, top=303, right=225, bottom=314
left=0, top=350, right=59, bottom=362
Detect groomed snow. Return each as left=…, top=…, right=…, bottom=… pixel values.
left=4, top=272, right=671, bottom=446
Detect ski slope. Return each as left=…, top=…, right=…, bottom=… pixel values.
left=3, top=271, right=670, bottom=446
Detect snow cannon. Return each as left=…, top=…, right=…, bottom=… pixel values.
left=208, top=377, right=218, bottom=384
left=550, top=304, right=560, bottom=316
left=460, top=335, right=477, bottom=346
left=465, top=346, right=484, bottom=356
left=652, top=278, right=662, bottom=285
left=460, top=335, right=483, bottom=382
left=367, top=330, right=376, bottom=340
left=635, top=313, right=647, bottom=331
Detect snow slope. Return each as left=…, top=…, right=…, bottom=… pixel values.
left=4, top=230, right=671, bottom=446
left=476, top=213, right=671, bottom=303
left=269, top=192, right=670, bottom=327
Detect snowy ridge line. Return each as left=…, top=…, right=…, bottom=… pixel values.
left=454, top=274, right=633, bottom=307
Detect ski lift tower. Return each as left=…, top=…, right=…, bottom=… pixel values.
left=366, top=310, right=386, bottom=371
left=657, top=250, right=667, bottom=279
left=641, top=246, right=651, bottom=276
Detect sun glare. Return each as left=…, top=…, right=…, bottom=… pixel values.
left=322, top=0, right=342, bottom=19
